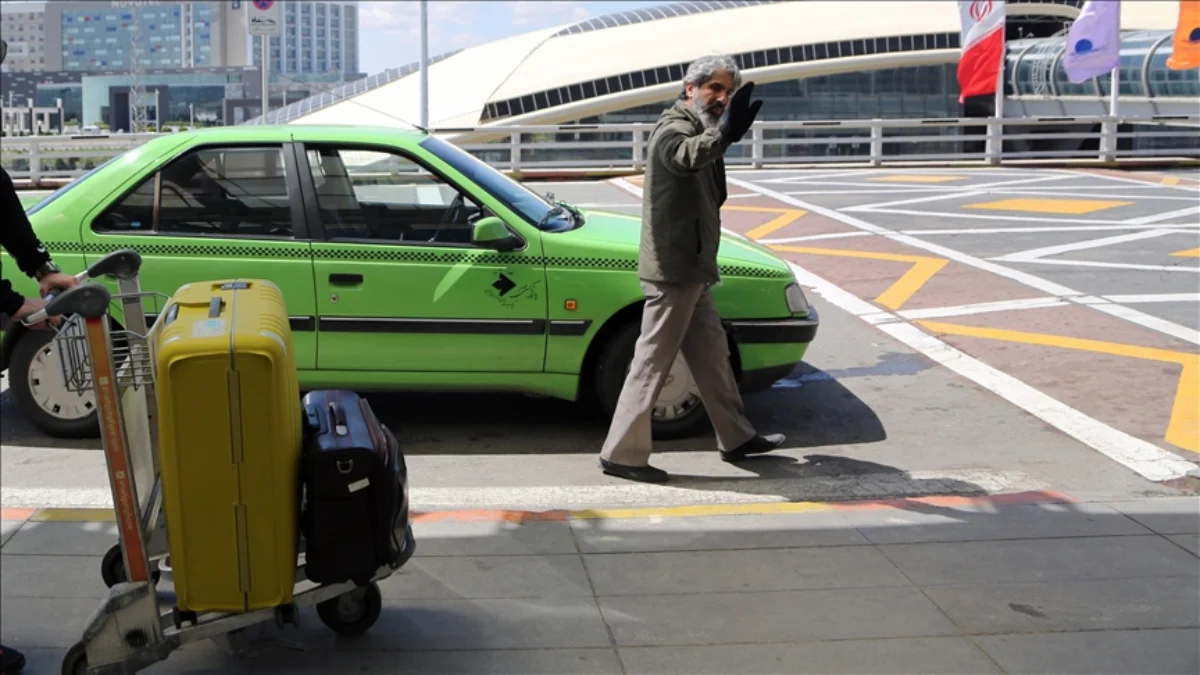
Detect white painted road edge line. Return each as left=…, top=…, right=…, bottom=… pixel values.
left=895, top=297, right=1070, bottom=321
left=727, top=176, right=1200, bottom=348
left=1123, top=204, right=1200, bottom=226
left=785, top=261, right=1198, bottom=484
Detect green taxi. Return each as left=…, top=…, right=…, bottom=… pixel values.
left=1, top=125, right=818, bottom=439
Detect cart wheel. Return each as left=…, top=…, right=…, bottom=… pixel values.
left=316, top=582, right=381, bottom=637
left=62, top=641, right=88, bottom=675
left=101, top=544, right=161, bottom=588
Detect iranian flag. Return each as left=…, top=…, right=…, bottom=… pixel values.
left=957, top=0, right=1007, bottom=103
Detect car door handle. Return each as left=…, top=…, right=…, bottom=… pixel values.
left=329, top=273, right=363, bottom=286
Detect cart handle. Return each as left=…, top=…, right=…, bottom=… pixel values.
left=17, top=249, right=141, bottom=327
left=85, top=248, right=143, bottom=281
left=20, top=283, right=113, bottom=326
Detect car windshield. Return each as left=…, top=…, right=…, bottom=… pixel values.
left=25, top=154, right=121, bottom=216
left=419, top=136, right=575, bottom=232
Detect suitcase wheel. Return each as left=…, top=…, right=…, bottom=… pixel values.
left=316, top=581, right=382, bottom=637
left=101, top=543, right=162, bottom=588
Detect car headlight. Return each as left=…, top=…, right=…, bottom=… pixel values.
left=785, top=283, right=810, bottom=314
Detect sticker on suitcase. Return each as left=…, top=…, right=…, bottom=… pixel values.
left=191, top=318, right=226, bottom=338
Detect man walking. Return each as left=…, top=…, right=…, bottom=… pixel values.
left=599, top=54, right=785, bottom=484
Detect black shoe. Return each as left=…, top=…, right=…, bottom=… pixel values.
left=0, top=644, right=25, bottom=674
left=600, top=458, right=668, bottom=483
left=720, top=433, right=786, bottom=462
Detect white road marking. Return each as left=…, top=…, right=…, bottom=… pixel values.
left=1102, top=293, right=1200, bottom=304
left=963, top=174, right=1076, bottom=191
left=786, top=260, right=1197, bottom=483
left=609, top=177, right=644, bottom=198
left=1002, top=258, right=1200, bottom=274
left=838, top=207, right=1134, bottom=226
left=1088, top=304, right=1200, bottom=344
left=1122, top=205, right=1200, bottom=226
left=991, top=229, right=1181, bottom=263
left=1052, top=168, right=1200, bottom=194
left=895, top=297, right=1071, bottom=320
left=901, top=224, right=1199, bottom=235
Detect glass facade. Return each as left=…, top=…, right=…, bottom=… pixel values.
left=60, top=4, right=213, bottom=71
left=80, top=70, right=251, bottom=126
left=251, top=1, right=357, bottom=78
left=1009, top=29, right=1200, bottom=98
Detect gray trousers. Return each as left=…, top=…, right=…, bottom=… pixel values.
left=600, top=279, right=757, bottom=466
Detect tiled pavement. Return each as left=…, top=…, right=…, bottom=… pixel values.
left=2, top=493, right=1197, bottom=674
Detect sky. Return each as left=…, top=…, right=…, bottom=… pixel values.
left=356, top=0, right=666, bottom=76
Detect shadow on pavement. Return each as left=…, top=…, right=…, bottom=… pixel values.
left=360, top=361, right=887, bottom=457
left=2, top=492, right=1196, bottom=674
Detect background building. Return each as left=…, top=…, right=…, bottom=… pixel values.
left=1, top=0, right=363, bottom=130
left=0, top=1, right=47, bottom=72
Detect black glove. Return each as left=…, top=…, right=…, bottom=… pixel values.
left=719, top=81, right=763, bottom=144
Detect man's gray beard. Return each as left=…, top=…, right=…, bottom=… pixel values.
left=689, top=97, right=721, bottom=129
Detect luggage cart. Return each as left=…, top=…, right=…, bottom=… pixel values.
left=22, top=249, right=413, bottom=675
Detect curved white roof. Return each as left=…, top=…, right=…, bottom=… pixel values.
left=274, top=0, right=1180, bottom=130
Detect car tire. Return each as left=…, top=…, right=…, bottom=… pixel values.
left=8, top=328, right=100, bottom=439
left=594, top=320, right=711, bottom=440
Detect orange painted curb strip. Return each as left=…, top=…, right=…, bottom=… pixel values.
left=0, top=508, right=36, bottom=521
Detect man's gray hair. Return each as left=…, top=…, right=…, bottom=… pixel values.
left=678, top=54, right=742, bottom=99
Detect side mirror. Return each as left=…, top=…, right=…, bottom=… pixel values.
left=471, top=216, right=521, bottom=252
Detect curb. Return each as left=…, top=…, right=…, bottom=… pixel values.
left=1, top=490, right=1078, bottom=525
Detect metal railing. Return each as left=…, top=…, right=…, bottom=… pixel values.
left=2, top=115, right=1196, bottom=187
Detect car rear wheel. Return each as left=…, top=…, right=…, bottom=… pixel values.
left=594, top=320, right=710, bottom=440
left=8, top=328, right=100, bottom=439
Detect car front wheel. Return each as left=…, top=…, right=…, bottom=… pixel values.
left=8, top=328, right=100, bottom=439
left=594, top=320, right=711, bottom=440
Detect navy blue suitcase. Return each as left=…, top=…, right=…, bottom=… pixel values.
left=300, top=390, right=413, bottom=585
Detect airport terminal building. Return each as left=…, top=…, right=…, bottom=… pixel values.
left=252, top=0, right=1197, bottom=162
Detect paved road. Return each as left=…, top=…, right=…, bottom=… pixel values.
left=3, top=166, right=1198, bottom=512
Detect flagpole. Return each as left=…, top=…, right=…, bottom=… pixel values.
left=988, top=19, right=1006, bottom=164
left=1103, top=65, right=1119, bottom=160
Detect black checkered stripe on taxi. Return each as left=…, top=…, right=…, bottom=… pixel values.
left=44, top=242, right=792, bottom=279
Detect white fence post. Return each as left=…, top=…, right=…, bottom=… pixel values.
left=751, top=124, right=764, bottom=169
left=509, top=132, right=521, bottom=172
left=29, top=140, right=41, bottom=186
left=631, top=123, right=644, bottom=171
left=869, top=120, right=883, bottom=167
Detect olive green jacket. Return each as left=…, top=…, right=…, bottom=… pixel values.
left=638, top=100, right=732, bottom=285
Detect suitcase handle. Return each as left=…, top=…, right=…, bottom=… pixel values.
left=328, top=402, right=349, bottom=436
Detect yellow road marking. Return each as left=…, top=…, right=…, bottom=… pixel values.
left=869, top=175, right=966, bottom=183
left=772, top=245, right=948, bottom=311
left=1163, top=176, right=1181, bottom=186
left=965, top=198, right=1133, bottom=215
left=741, top=209, right=806, bottom=240
left=724, top=205, right=802, bottom=214
left=1170, top=248, right=1199, bottom=258
left=918, top=321, right=1200, bottom=454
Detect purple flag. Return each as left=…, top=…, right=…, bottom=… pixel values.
left=1063, top=0, right=1122, bottom=83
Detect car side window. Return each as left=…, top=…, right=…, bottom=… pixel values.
left=93, top=145, right=294, bottom=238
left=304, top=145, right=483, bottom=246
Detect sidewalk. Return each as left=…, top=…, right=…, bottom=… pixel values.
left=2, top=492, right=1197, bottom=674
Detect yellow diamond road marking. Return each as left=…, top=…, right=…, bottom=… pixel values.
left=1162, top=176, right=1181, bottom=186
left=965, top=198, right=1133, bottom=215
left=1170, top=248, right=1199, bottom=258
left=869, top=175, right=966, bottom=183
left=736, top=208, right=807, bottom=240
left=919, top=321, right=1200, bottom=455
left=771, top=245, right=948, bottom=311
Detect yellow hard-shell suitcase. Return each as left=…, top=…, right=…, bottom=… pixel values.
left=154, top=278, right=303, bottom=614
